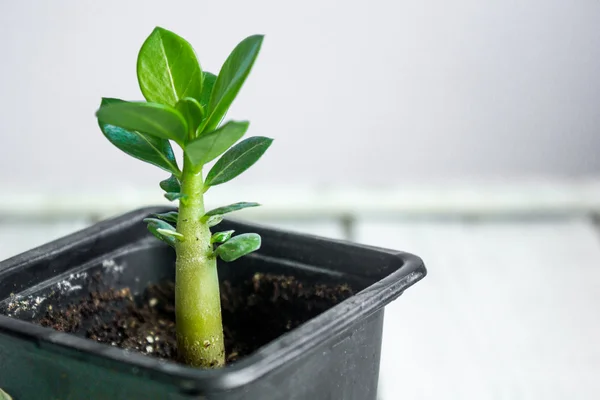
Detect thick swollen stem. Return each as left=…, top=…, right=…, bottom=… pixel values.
left=175, top=159, right=225, bottom=367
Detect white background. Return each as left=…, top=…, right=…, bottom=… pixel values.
left=1, top=1, right=599, bottom=195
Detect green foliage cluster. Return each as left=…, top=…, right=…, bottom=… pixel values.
left=96, top=27, right=271, bottom=262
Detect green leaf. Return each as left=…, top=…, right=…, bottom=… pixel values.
left=176, top=97, right=204, bottom=137
left=206, top=214, right=223, bottom=227
left=203, top=35, right=264, bottom=132
left=205, top=202, right=260, bottom=217
left=144, top=217, right=178, bottom=247
left=97, top=98, right=180, bottom=175
left=96, top=101, right=188, bottom=144
left=215, top=233, right=261, bottom=262
left=153, top=211, right=179, bottom=224
left=211, top=230, right=234, bottom=244
left=0, top=388, right=12, bottom=400
left=144, top=217, right=175, bottom=230
left=159, top=175, right=181, bottom=193
left=165, top=192, right=187, bottom=202
left=186, top=121, right=249, bottom=167
left=137, top=27, right=202, bottom=106
left=156, top=228, right=184, bottom=241
left=200, top=72, right=217, bottom=109
left=205, top=136, right=273, bottom=187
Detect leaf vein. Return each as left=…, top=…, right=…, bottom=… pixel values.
left=210, top=141, right=263, bottom=183
left=158, top=31, right=178, bottom=103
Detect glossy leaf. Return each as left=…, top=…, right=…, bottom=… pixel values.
left=96, top=101, right=188, bottom=144
left=144, top=217, right=178, bottom=247
left=206, top=214, right=223, bottom=227
left=165, top=192, right=187, bottom=202
left=144, top=217, right=175, bottom=230
left=215, top=233, right=261, bottom=262
left=156, top=228, right=184, bottom=241
left=203, top=35, right=264, bottom=132
left=97, top=98, right=180, bottom=175
left=137, top=27, right=202, bottom=106
left=200, top=72, right=217, bottom=109
left=159, top=175, right=181, bottom=193
left=211, top=230, right=234, bottom=244
left=205, top=136, right=273, bottom=187
left=153, top=211, right=179, bottom=224
left=176, top=97, right=204, bottom=137
left=205, top=202, right=260, bottom=217
left=186, top=121, right=249, bottom=167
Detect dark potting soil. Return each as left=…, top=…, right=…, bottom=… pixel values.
left=36, top=273, right=354, bottom=364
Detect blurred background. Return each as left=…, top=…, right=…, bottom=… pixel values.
left=1, top=1, right=599, bottom=398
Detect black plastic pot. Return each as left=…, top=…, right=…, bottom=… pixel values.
left=0, top=207, right=426, bottom=400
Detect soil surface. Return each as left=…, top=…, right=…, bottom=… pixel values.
left=37, top=273, right=353, bottom=364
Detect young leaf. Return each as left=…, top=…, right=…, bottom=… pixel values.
left=185, top=121, right=249, bottom=167
left=215, top=233, right=261, bottom=262
left=176, top=97, right=204, bottom=137
left=205, top=202, right=260, bottom=217
left=165, top=192, right=187, bottom=202
left=137, top=27, right=203, bottom=106
left=97, top=98, right=180, bottom=175
left=206, top=214, right=224, bottom=227
left=144, top=217, right=178, bottom=247
left=200, top=72, right=217, bottom=109
left=156, top=228, right=184, bottom=241
left=205, top=137, right=273, bottom=187
left=144, top=217, right=175, bottom=230
left=153, top=211, right=179, bottom=224
left=96, top=101, right=188, bottom=144
left=159, top=175, right=181, bottom=193
left=203, top=35, right=264, bottom=132
left=211, top=230, right=234, bottom=244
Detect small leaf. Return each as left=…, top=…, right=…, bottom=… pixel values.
left=156, top=228, right=184, bottom=241
left=96, top=101, right=188, bottom=144
left=144, top=217, right=178, bottom=247
left=153, top=211, right=179, bottom=224
left=203, top=35, right=264, bottom=132
left=0, top=388, right=12, bottom=400
left=200, top=72, right=217, bottom=109
left=144, top=217, right=175, bottom=230
left=98, top=98, right=180, bottom=175
left=176, top=97, right=204, bottom=137
left=165, top=192, right=188, bottom=202
left=159, top=175, right=181, bottom=193
left=186, top=121, right=249, bottom=167
left=211, top=230, right=234, bottom=244
left=205, top=202, right=260, bottom=217
left=206, top=214, right=223, bottom=227
left=216, top=233, right=261, bottom=262
left=205, top=137, right=273, bottom=187
left=137, top=27, right=203, bottom=106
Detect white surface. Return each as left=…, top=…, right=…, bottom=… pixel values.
left=0, top=220, right=89, bottom=261
left=1, top=1, right=600, bottom=193
left=358, top=218, right=600, bottom=399
left=2, top=179, right=600, bottom=219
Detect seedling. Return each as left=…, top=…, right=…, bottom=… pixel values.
left=95, top=27, right=271, bottom=368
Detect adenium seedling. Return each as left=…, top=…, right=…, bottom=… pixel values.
left=95, top=27, right=272, bottom=368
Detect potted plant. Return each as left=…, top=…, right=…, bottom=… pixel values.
left=0, top=27, right=426, bottom=399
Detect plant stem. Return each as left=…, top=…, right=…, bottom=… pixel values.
left=175, top=158, right=225, bottom=368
